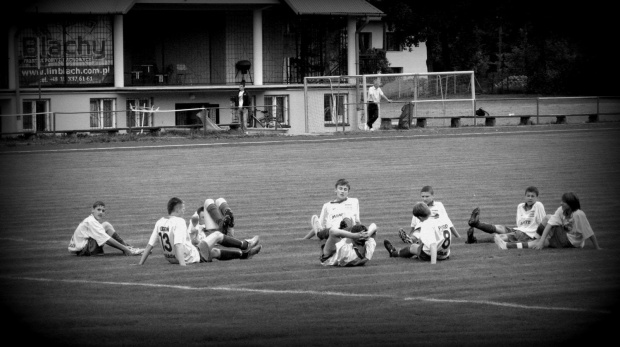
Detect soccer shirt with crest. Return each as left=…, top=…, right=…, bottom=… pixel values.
left=410, top=201, right=454, bottom=232
left=147, top=216, right=200, bottom=264
left=318, top=198, right=360, bottom=230
left=514, top=201, right=546, bottom=237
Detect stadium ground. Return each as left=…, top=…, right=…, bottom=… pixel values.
left=1, top=123, right=619, bottom=346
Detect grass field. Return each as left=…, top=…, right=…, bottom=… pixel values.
left=1, top=123, right=620, bottom=346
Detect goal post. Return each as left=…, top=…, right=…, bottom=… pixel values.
left=303, top=71, right=475, bottom=133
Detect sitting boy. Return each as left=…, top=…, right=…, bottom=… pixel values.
left=68, top=201, right=144, bottom=256
left=385, top=202, right=451, bottom=264
left=303, top=178, right=360, bottom=240
left=398, top=186, right=460, bottom=244
left=138, top=197, right=261, bottom=266
left=466, top=186, right=546, bottom=244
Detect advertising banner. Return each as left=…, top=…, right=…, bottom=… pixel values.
left=18, top=16, right=114, bottom=87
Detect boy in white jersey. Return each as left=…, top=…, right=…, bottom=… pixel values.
left=68, top=201, right=144, bottom=256
left=385, top=202, right=451, bottom=264
left=303, top=178, right=361, bottom=240
left=494, top=192, right=601, bottom=250
left=398, top=186, right=460, bottom=244
left=466, top=186, right=546, bottom=244
left=138, top=197, right=261, bottom=266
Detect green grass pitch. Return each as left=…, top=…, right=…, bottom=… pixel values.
left=1, top=123, right=619, bottom=346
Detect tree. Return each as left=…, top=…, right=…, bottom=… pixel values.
left=368, top=0, right=619, bottom=95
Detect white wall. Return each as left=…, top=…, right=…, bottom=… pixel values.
left=360, top=21, right=428, bottom=74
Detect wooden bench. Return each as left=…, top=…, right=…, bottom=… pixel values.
left=380, top=117, right=400, bottom=130
left=218, top=123, right=241, bottom=130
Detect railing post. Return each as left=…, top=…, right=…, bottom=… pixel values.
left=202, top=107, right=207, bottom=135
left=536, top=97, right=540, bottom=124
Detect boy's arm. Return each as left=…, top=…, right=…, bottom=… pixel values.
left=174, top=244, right=186, bottom=266
left=531, top=224, right=553, bottom=250
left=329, top=227, right=366, bottom=241
left=587, top=234, right=602, bottom=250
left=450, top=227, right=461, bottom=238
left=430, top=243, right=438, bottom=264
left=137, top=244, right=154, bottom=265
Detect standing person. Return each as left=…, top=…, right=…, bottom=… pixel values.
left=398, top=186, right=460, bottom=244
left=385, top=202, right=451, bottom=264
left=138, top=197, right=261, bottom=266
left=68, top=201, right=144, bottom=256
left=366, top=79, right=392, bottom=131
left=494, top=192, right=601, bottom=250
left=232, top=80, right=251, bottom=132
left=466, top=186, right=546, bottom=244
left=303, top=178, right=361, bottom=240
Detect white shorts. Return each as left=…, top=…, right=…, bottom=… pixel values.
left=321, top=238, right=376, bottom=267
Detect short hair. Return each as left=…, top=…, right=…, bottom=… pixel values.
left=335, top=178, right=350, bottom=190
left=92, top=201, right=105, bottom=209
left=420, top=186, right=434, bottom=195
left=562, top=192, right=581, bottom=212
left=525, top=186, right=539, bottom=196
left=167, top=197, right=183, bottom=215
left=412, top=202, right=431, bottom=219
left=196, top=206, right=205, bottom=214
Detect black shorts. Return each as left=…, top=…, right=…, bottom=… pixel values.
left=76, top=238, right=105, bottom=256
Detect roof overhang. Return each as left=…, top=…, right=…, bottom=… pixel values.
left=21, top=0, right=281, bottom=15
left=282, top=0, right=384, bottom=16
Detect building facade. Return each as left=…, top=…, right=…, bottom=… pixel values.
left=0, top=0, right=426, bottom=135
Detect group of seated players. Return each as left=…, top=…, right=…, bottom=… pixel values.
left=68, top=179, right=601, bottom=267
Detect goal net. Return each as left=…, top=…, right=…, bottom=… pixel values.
left=304, top=71, right=475, bottom=132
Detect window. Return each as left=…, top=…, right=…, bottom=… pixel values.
left=263, top=95, right=289, bottom=126
left=22, top=99, right=50, bottom=131
left=385, top=32, right=401, bottom=51
left=90, top=99, right=116, bottom=128
left=126, top=98, right=152, bottom=127
left=359, top=32, right=371, bottom=52
left=324, top=94, right=348, bottom=125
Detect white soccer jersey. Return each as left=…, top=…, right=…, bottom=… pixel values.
left=188, top=217, right=208, bottom=245
left=418, top=218, right=451, bottom=260
left=411, top=201, right=454, bottom=232
left=514, top=201, right=546, bottom=237
left=68, top=215, right=111, bottom=253
left=318, top=198, right=360, bottom=230
left=547, top=207, right=594, bottom=248
left=148, top=216, right=200, bottom=265
left=321, top=238, right=377, bottom=267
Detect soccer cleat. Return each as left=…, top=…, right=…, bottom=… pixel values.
left=219, top=214, right=231, bottom=234
left=245, top=235, right=260, bottom=249
left=494, top=234, right=507, bottom=250
left=468, top=207, right=480, bottom=227
left=465, top=227, right=478, bottom=244
left=225, top=209, right=235, bottom=228
left=383, top=239, right=398, bottom=257
left=128, top=246, right=144, bottom=255
left=398, top=228, right=413, bottom=244
left=244, top=245, right=262, bottom=259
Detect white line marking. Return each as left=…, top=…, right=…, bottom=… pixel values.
left=2, top=126, right=619, bottom=154
left=5, top=276, right=610, bottom=314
